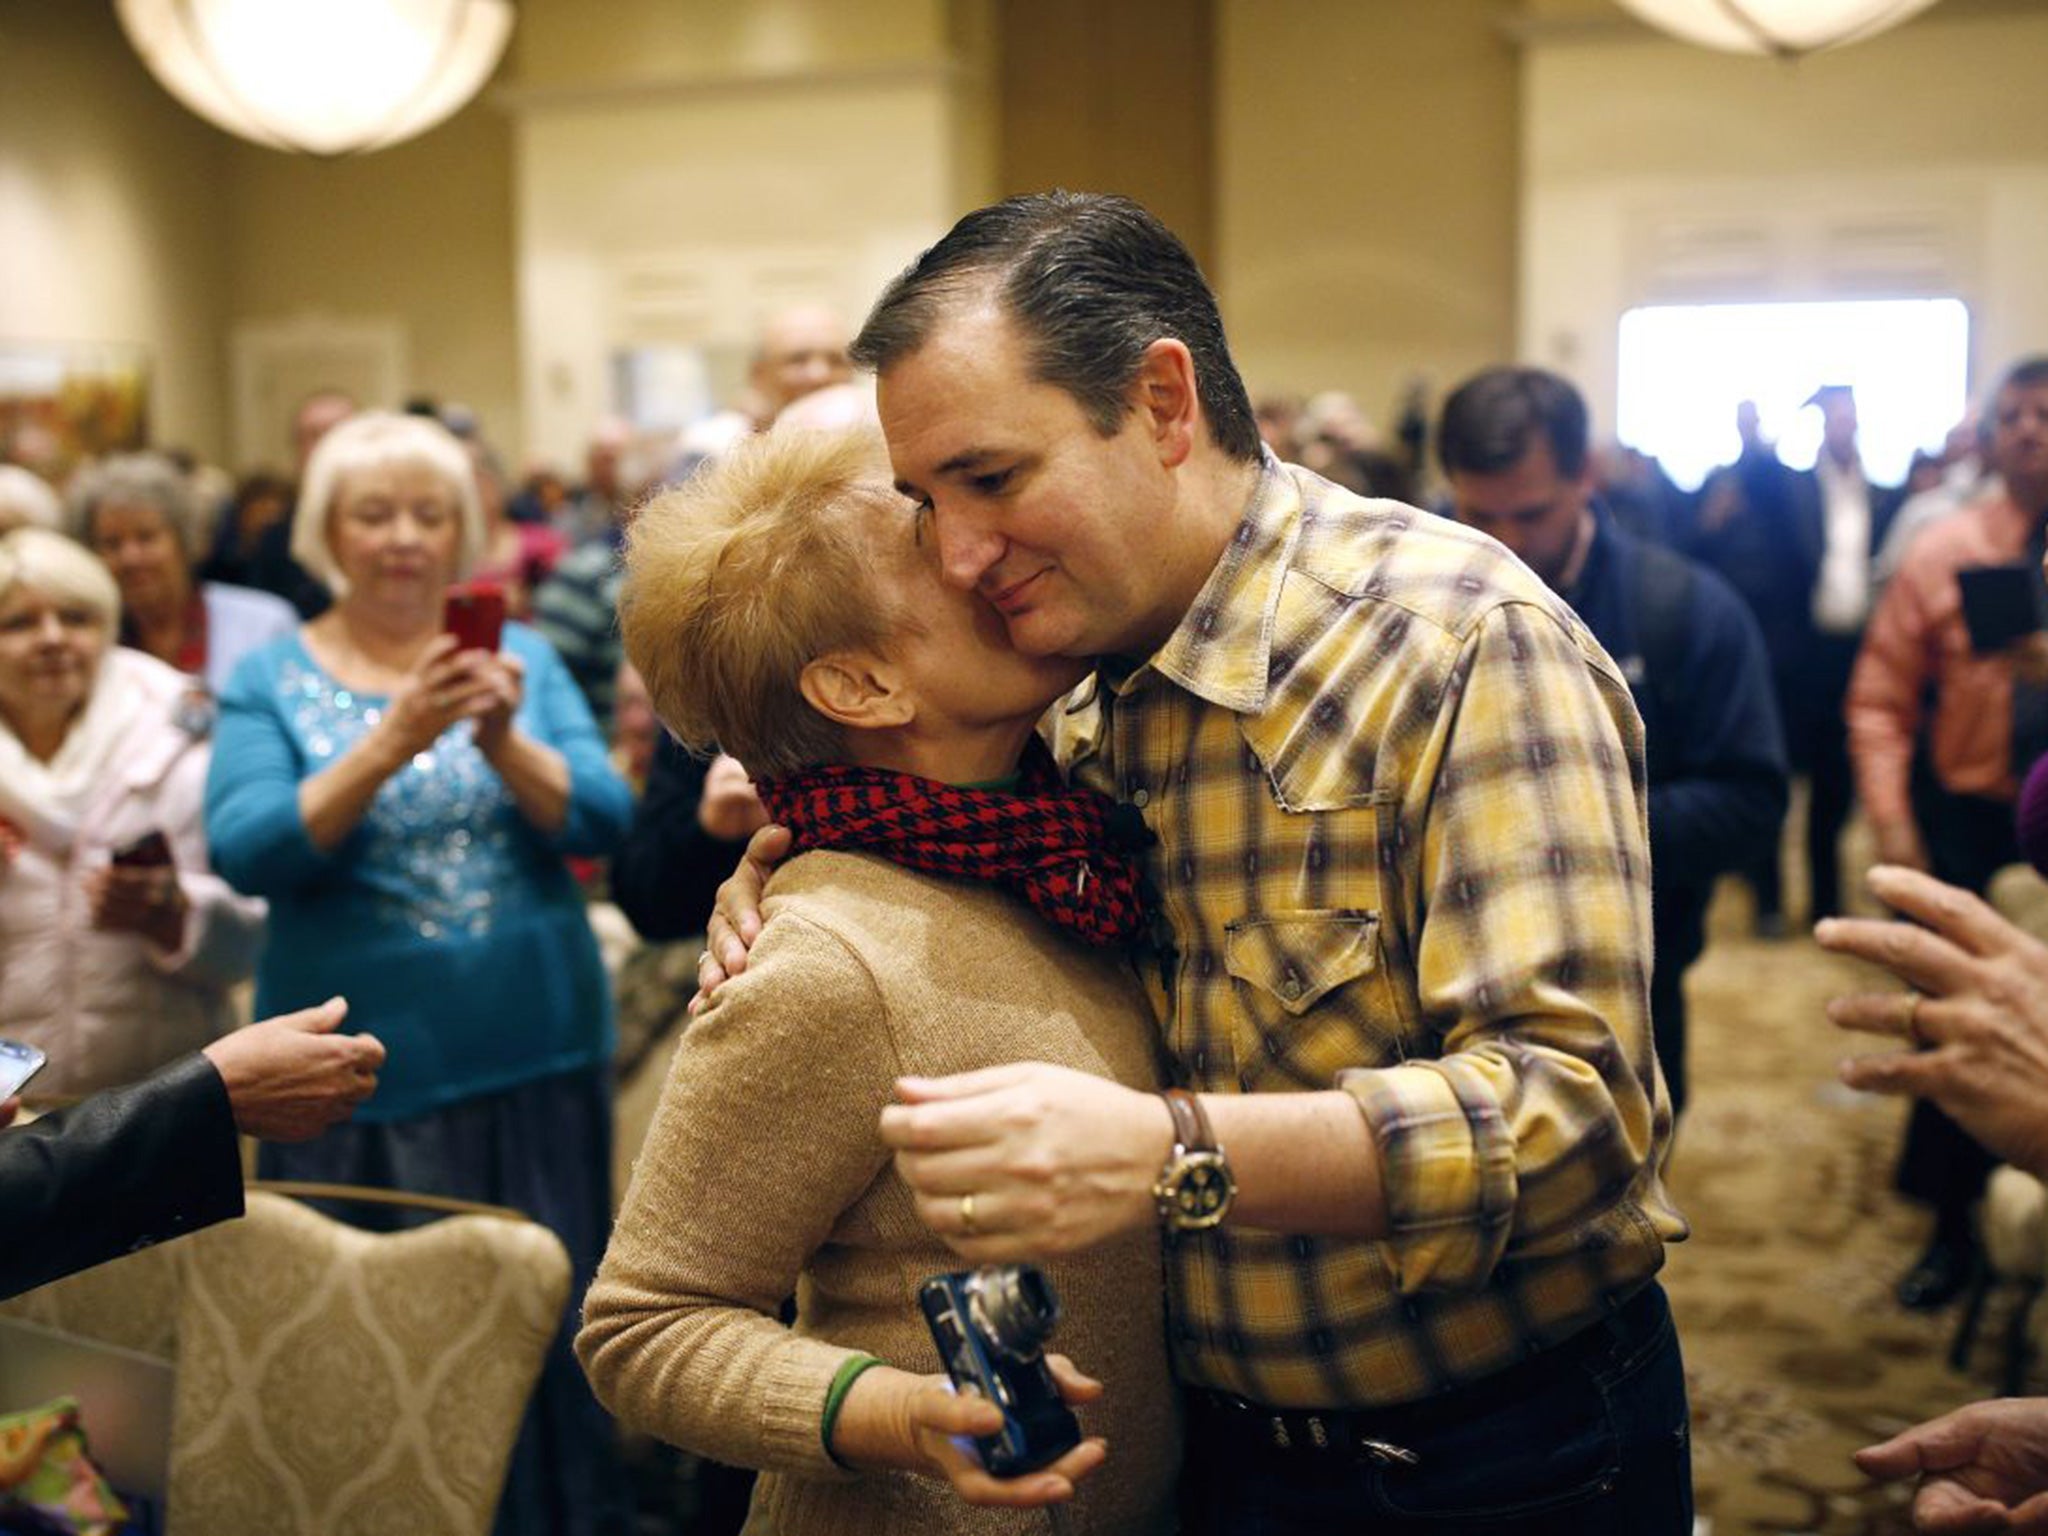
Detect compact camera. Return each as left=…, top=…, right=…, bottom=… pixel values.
left=918, top=1265, right=1083, bottom=1477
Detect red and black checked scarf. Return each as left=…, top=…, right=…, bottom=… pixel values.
left=755, top=741, right=1148, bottom=947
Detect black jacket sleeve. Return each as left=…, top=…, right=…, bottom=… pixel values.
left=609, top=735, right=752, bottom=943
left=0, top=1053, right=245, bottom=1300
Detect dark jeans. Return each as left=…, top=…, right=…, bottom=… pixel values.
left=1181, top=1284, right=1691, bottom=1536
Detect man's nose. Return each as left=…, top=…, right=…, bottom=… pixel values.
left=933, top=507, right=1004, bottom=592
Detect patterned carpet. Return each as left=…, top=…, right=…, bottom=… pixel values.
left=1672, top=879, right=2006, bottom=1535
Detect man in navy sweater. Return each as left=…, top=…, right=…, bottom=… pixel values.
left=1440, top=368, right=1787, bottom=1118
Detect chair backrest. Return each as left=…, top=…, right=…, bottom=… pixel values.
left=0, top=1186, right=571, bottom=1536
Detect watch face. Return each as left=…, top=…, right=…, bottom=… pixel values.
left=1168, top=1150, right=1234, bottom=1230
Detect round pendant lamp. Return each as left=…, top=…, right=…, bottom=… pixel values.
left=115, top=0, right=515, bottom=156
left=1613, top=0, right=1945, bottom=57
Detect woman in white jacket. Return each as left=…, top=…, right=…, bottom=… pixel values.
left=0, top=528, right=265, bottom=1098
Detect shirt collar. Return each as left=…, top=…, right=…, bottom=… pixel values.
left=1103, top=452, right=1303, bottom=714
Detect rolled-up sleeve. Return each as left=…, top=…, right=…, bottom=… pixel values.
left=518, top=630, right=632, bottom=858
left=1341, top=601, right=1661, bottom=1292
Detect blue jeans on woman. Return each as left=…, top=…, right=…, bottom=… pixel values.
left=1180, top=1283, right=1692, bottom=1535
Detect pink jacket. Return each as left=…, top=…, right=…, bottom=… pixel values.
left=0, top=651, right=267, bottom=1097
left=1847, top=490, right=2038, bottom=829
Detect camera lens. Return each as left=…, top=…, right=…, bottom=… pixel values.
left=967, top=1264, right=1062, bottom=1358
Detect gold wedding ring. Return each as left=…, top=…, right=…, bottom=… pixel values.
left=959, top=1192, right=979, bottom=1236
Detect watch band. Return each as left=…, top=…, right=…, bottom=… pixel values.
left=1162, top=1087, right=1216, bottom=1153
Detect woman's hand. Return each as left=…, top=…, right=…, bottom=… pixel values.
left=470, top=651, right=526, bottom=761
left=831, top=1358, right=1108, bottom=1508
left=86, top=863, right=189, bottom=952
left=368, top=635, right=500, bottom=767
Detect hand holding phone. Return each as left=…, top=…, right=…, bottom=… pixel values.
left=1957, top=564, right=2045, bottom=655
left=444, top=582, right=507, bottom=653
left=0, top=1039, right=48, bottom=1101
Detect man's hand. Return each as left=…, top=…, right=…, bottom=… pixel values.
left=202, top=998, right=386, bottom=1142
left=1818, top=865, right=2048, bottom=1181
left=1855, top=1397, right=2048, bottom=1532
left=879, top=1063, right=1174, bottom=1261
left=697, top=754, right=770, bottom=843
left=832, top=1357, right=1107, bottom=1507
left=691, top=823, right=792, bottom=1013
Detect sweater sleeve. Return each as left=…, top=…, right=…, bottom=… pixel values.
left=576, top=912, right=904, bottom=1478
left=151, top=743, right=268, bottom=989
left=203, top=644, right=338, bottom=897
left=515, top=626, right=632, bottom=858
left=1847, top=549, right=1940, bottom=829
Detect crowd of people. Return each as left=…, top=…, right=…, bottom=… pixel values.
left=5, top=189, right=2048, bottom=1534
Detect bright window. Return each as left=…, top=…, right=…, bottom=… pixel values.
left=1615, top=299, right=1971, bottom=491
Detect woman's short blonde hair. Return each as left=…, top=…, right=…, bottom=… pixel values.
left=0, top=466, right=62, bottom=535
left=67, top=453, right=207, bottom=556
left=292, top=411, right=483, bottom=598
left=620, top=426, right=910, bottom=780
left=0, top=527, right=121, bottom=632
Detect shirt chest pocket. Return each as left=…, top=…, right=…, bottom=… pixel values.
left=1221, top=910, right=1398, bottom=1088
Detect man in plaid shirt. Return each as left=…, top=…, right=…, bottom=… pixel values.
left=706, top=192, right=1690, bottom=1533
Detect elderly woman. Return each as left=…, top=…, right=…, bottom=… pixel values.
left=0, top=528, right=266, bottom=1097
left=577, top=426, right=1178, bottom=1536
left=203, top=411, right=633, bottom=1536
left=70, top=453, right=298, bottom=695
left=0, top=465, right=62, bottom=536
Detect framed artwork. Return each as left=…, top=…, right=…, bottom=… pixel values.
left=0, top=342, right=151, bottom=477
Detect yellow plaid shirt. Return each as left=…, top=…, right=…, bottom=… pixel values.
left=1047, top=458, right=1687, bottom=1409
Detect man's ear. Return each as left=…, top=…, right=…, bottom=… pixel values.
left=1135, top=338, right=1201, bottom=470
left=799, top=650, right=914, bottom=731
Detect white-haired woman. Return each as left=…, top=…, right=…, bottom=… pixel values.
left=0, top=465, right=62, bottom=537
left=203, top=410, right=633, bottom=1536
left=70, top=452, right=297, bottom=695
left=0, top=528, right=266, bottom=1097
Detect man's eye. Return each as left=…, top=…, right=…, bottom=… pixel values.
left=971, top=469, right=1013, bottom=496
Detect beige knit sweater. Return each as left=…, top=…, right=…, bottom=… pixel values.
left=578, top=850, right=1180, bottom=1535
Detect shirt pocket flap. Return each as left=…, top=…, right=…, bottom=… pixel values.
left=1223, top=911, right=1380, bottom=1016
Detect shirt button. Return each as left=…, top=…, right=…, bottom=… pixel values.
left=1131, top=788, right=1151, bottom=808
left=1280, top=976, right=1303, bottom=1001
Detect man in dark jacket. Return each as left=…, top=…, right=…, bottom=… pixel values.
left=1, top=998, right=383, bottom=1299
left=1441, top=367, right=1788, bottom=1117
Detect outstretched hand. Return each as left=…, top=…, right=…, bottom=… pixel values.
left=1856, top=1398, right=2048, bottom=1533
left=1817, top=865, right=2048, bottom=1181
left=202, top=997, right=386, bottom=1142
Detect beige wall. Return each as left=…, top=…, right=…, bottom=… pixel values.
left=0, top=0, right=232, bottom=461
left=1522, top=4, right=2048, bottom=435
left=997, top=0, right=1215, bottom=271
left=506, top=0, right=979, bottom=468
left=1215, top=0, right=1521, bottom=431
left=221, top=99, right=519, bottom=469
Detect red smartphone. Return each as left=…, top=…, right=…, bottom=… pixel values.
left=444, top=582, right=507, bottom=653
left=109, top=829, right=174, bottom=869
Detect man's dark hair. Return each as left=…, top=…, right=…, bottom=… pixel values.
left=1999, top=355, right=2048, bottom=396
left=1436, top=367, right=1591, bottom=481
left=850, top=191, right=1261, bottom=463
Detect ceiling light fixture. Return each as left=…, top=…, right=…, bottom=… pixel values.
left=1612, top=0, right=1945, bottom=58
left=115, top=0, right=515, bottom=156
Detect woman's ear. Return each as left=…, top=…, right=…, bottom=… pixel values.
left=799, top=650, right=914, bottom=731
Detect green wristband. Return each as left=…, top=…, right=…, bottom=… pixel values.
left=820, top=1353, right=884, bottom=1466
